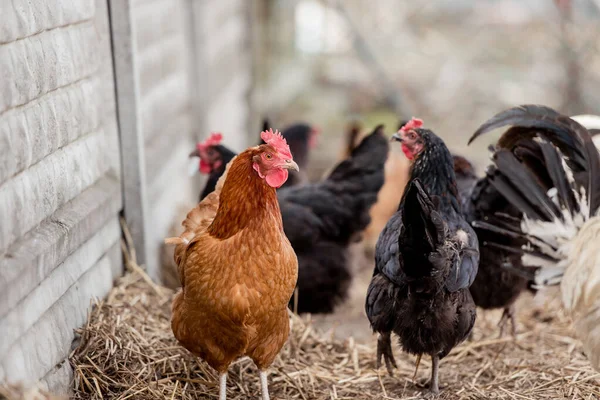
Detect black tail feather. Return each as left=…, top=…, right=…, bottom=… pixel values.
left=493, top=150, right=561, bottom=221
left=469, top=105, right=586, bottom=169
left=470, top=104, right=600, bottom=219
left=471, top=220, right=524, bottom=239
left=538, top=140, right=577, bottom=214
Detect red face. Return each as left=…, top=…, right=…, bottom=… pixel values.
left=197, top=146, right=223, bottom=174
left=398, top=129, right=424, bottom=160
left=252, top=146, right=299, bottom=188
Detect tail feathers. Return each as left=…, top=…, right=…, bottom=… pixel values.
left=492, top=150, right=560, bottom=221
left=470, top=104, right=600, bottom=215
left=165, top=237, right=187, bottom=245
left=470, top=105, right=600, bottom=294
left=469, top=105, right=586, bottom=170
left=344, top=120, right=363, bottom=158
left=304, top=125, right=389, bottom=238
left=326, top=125, right=388, bottom=186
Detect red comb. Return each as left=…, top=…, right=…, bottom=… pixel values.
left=197, top=132, right=223, bottom=151
left=261, top=129, right=292, bottom=159
left=399, top=118, right=423, bottom=132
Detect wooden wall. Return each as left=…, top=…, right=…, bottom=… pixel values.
left=0, top=0, right=253, bottom=394
left=0, top=0, right=122, bottom=393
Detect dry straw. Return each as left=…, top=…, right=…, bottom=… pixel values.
left=5, top=221, right=599, bottom=399
left=65, top=226, right=600, bottom=399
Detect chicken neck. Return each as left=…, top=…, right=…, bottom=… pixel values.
left=409, top=139, right=461, bottom=215
left=207, top=150, right=282, bottom=240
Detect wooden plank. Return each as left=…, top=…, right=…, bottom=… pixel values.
left=147, top=171, right=198, bottom=280
left=0, top=1, right=94, bottom=43
left=0, top=219, right=120, bottom=359
left=139, top=72, right=191, bottom=144
left=196, top=0, right=243, bottom=40
left=203, top=13, right=246, bottom=66
left=95, top=0, right=122, bottom=176
left=133, top=0, right=182, bottom=54
left=0, top=244, right=119, bottom=385
left=0, top=77, right=103, bottom=185
left=144, top=113, right=193, bottom=186
left=0, top=20, right=99, bottom=114
left=137, top=33, right=186, bottom=99
left=0, top=130, right=111, bottom=253
left=206, top=48, right=251, bottom=102
left=0, top=174, right=121, bottom=318
left=188, top=0, right=209, bottom=136
left=205, top=71, right=252, bottom=151
left=108, top=0, right=150, bottom=267
left=40, top=358, right=73, bottom=397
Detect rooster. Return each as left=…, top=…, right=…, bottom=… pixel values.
left=166, top=129, right=300, bottom=400
left=188, top=128, right=388, bottom=313
left=366, top=118, right=479, bottom=395
left=468, top=105, right=600, bottom=371
left=455, top=154, right=530, bottom=337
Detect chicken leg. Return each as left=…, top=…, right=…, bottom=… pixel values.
left=376, top=332, right=397, bottom=375
left=259, top=370, right=270, bottom=400
left=497, top=304, right=517, bottom=338
left=219, top=373, right=227, bottom=400
left=429, top=354, right=440, bottom=395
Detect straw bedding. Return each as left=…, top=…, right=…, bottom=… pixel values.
left=60, top=267, right=600, bottom=400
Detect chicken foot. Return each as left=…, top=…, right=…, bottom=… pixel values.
left=376, top=332, right=397, bottom=375
left=219, top=372, right=227, bottom=400
left=497, top=304, right=517, bottom=338
left=259, top=370, right=270, bottom=400
left=429, top=354, right=440, bottom=396
left=415, top=354, right=441, bottom=396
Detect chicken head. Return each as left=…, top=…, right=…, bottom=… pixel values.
left=252, top=129, right=300, bottom=188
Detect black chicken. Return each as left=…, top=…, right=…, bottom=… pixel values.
left=260, top=119, right=319, bottom=189
left=366, top=119, right=478, bottom=395
left=453, top=154, right=529, bottom=337
left=192, top=126, right=388, bottom=313
left=189, top=133, right=237, bottom=202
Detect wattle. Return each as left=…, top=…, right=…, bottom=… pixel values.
left=200, top=160, right=212, bottom=174
left=265, top=168, right=289, bottom=188
left=401, top=144, right=414, bottom=160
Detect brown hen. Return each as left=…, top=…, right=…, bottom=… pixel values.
left=166, top=130, right=299, bottom=400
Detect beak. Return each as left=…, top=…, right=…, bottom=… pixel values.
left=189, top=148, right=200, bottom=158
left=282, top=160, right=300, bottom=172
left=391, top=132, right=403, bottom=142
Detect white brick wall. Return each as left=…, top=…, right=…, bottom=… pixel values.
left=0, top=0, right=122, bottom=393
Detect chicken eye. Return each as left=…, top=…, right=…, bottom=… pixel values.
left=265, top=153, right=272, bottom=160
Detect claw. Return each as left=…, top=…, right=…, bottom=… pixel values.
left=376, top=333, right=397, bottom=375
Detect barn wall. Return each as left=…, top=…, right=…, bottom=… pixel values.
left=0, top=0, right=253, bottom=393
left=128, top=0, right=253, bottom=278
left=0, top=0, right=122, bottom=393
